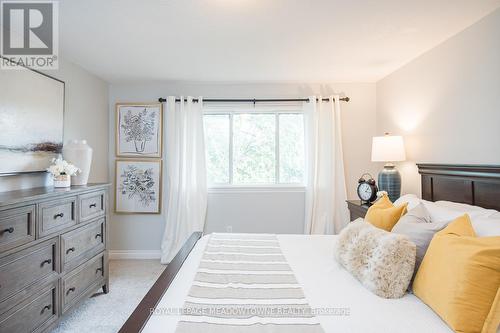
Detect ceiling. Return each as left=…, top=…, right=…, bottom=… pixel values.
left=59, top=0, right=500, bottom=83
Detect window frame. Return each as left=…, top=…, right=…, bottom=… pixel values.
left=203, top=104, right=306, bottom=189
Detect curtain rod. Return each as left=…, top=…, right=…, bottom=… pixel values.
left=158, top=97, right=350, bottom=103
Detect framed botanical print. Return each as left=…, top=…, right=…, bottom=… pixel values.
left=115, top=159, right=162, bottom=214
left=116, top=103, right=162, bottom=158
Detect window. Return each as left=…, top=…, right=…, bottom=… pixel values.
left=204, top=111, right=305, bottom=186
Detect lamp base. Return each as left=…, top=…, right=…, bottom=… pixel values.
left=378, top=164, right=401, bottom=202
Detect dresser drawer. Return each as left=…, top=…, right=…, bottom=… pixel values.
left=0, top=282, right=58, bottom=333
left=38, top=197, right=77, bottom=237
left=0, top=205, right=35, bottom=252
left=0, top=238, right=58, bottom=305
left=62, top=253, right=104, bottom=312
left=79, top=191, right=105, bottom=223
left=61, top=219, right=105, bottom=272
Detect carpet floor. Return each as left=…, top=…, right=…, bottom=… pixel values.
left=51, top=259, right=165, bottom=333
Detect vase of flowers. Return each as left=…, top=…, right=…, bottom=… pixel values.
left=47, top=157, right=80, bottom=188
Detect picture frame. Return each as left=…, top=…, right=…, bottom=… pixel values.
left=0, top=59, right=65, bottom=175
left=115, top=159, right=162, bottom=214
left=116, top=103, right=163, bottom=158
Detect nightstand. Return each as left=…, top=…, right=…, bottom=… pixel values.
left=346, top=200, right=372, bottom=221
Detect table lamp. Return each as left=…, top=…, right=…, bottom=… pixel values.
left=371, top=133, right=406, bottom=202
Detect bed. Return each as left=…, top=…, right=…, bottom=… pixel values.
left=119, top=164, right=500, bottom=333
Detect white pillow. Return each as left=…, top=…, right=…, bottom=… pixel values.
left=421, top=201, right=465, bottom=223
left=394, top=194, right=421, bottom=210
left=423, top=201, right=500, bottom=235
left=395, top=195, right=500, bottom=227
left=470, top=217, right=500, bottom=237
left=490, top=211, right=500, bottom=219
left=394, top=195, right=462, bottom=222
left=434, top=200, right=498, bottom=218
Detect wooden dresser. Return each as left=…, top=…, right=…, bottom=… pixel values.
left=0, top=184, right=109, bottom=333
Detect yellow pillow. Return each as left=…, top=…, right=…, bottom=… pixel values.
left=485, top=288, right=500, bottom=333
left=413, top=214, right=500, bottom=333
left=365, top=194, right=408, bottom=231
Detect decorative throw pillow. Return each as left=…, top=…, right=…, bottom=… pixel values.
left=392, top=203, right=450, bottom=284
left=393, top=202, right=431, bottom=224
left=365, top=194, right=408, bottom=231
left=334, top=220, right=416, bottom=298
left=413, top=214, right=500, bottom=333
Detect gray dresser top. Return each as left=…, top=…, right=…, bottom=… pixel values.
left=0, top=183, right=110, bottom=208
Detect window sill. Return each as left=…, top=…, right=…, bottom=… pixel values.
left=208, top=185, right=306, bottom=194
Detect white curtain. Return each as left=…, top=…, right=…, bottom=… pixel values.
left=160, top=96, right=208, bottom=263
left=304, top=95, right=349, bottom=234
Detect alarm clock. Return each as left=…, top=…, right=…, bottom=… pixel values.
left=357, top=173, right=378, bottom=204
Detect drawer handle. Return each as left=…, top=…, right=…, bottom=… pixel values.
left=41, top=304, right=52, bottom=314
left=95, top=233, right=102, bottom=239
left=41, top=259, right=52, bottom=267
left=89, top=203, right=97, bottom=208
left=66, top=287, right=76, bottom=295
left=53, top=213, right=64, bottom=219
left=1, top=227, right=14, bottom=234
left=96, top=267, right=103, bottom=274
left=66, top=247, right=75, bottom=254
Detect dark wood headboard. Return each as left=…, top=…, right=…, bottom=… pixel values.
left=417, top=164, right=500, bottom=211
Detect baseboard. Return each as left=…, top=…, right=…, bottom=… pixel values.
left=109, top=250, right=161, bottom=260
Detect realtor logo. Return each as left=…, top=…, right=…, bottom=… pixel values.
left=1, top=0, right=58, bottom=69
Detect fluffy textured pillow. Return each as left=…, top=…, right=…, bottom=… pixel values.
left=365, top=194, right=408, bottom=231
left=334, top=220, right=416, bottom=298
left=413, top=214, right=500, bottom=333
left=392, top=203, right=450, bottom=285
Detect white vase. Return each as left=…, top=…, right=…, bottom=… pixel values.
left=54, top=174, right=71, bottom=188
left=63, top=139, right=93, bottom=186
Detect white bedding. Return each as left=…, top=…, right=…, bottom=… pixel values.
left=142, top=234, right=452, bottom=333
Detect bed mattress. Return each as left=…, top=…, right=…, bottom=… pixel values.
left=142, top=234, right=452, bottom=333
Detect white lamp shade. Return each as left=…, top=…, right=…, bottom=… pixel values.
left=371, top=135, right=406, bottom=162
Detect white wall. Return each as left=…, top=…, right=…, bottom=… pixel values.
left=0, top=59, right=109, bottom=191
left=109, top=82, right=377, bottom=251
left=376, top=8, right=500, bottom=196
left=206, top=189, right=305, bottom=235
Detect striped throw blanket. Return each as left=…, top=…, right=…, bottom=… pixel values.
left=175, top=233, right=324, bottom=333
